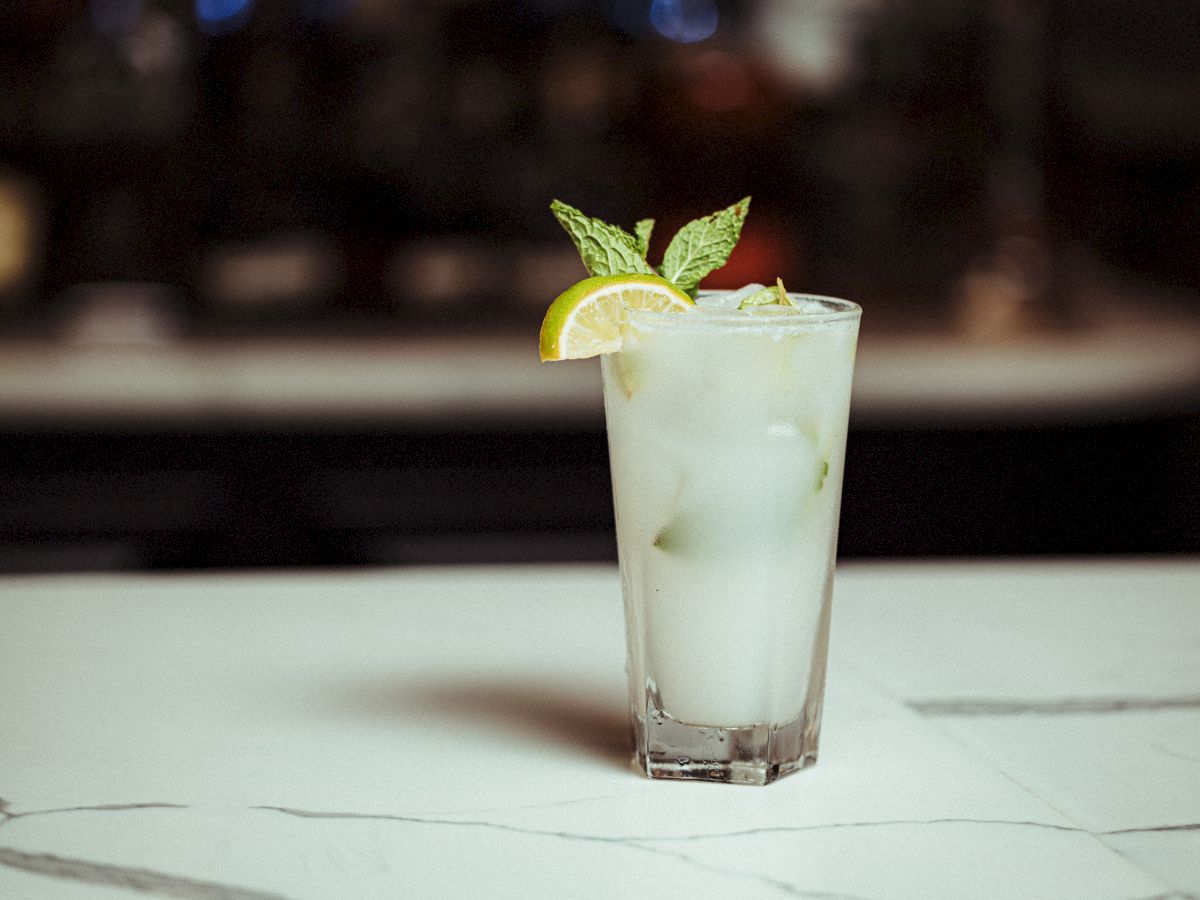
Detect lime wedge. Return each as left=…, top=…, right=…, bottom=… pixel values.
left=538, top=274, right=693, bottom=361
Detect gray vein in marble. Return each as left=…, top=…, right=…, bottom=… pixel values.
left=0, top=800, right=189, bottom=834
left=639, top=817, right=1091, bottom=841
left=5, top=798, right=1196, bottom=900
left=1104, top=823, right=1200, bottom=835
left=258, top=805, right=870, bottom=899
left=423, top=787, right=648, bottom=817
left=260, top=804, right=1090, bottom=840
left=909, top=696, right=1200, bottom=716
left=0, top=847, right=289, bottom=900
left=4, top=802, right=188, bottom=821
left=260, top=804, right=1200, bottom=897
left=0, top=800, right=288, bottom=899
left=620, top=842, right=870, bottom=900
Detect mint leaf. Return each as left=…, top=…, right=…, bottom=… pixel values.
left=775, top=277, right=796, bottom=307
left=550, top=200, right=655, bottom=277
left=660, top=196, right=751, bottom=294
left=738, top=286, right=778, bottom=308
left=634, top=218, right=654, bottom=258
left=737, top=277, right=795, bottom=309
left=652, top=518, right=695, bottom=555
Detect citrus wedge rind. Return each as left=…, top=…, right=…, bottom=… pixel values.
left=539, top=274, right=694, bottom=361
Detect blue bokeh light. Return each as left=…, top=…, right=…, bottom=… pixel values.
left=649, top=0, right=718, bottom=44
left=196, top=0, right=254, bottom=34
left=89, top=0, right=144, bottom=35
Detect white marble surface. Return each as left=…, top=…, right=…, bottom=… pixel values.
left=1, top=559, right=1197, bottom=899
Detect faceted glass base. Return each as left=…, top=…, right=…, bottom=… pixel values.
left=630, top=703, right=820, bottom=785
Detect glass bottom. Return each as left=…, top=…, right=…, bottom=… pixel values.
left=630, top=697, right=821, bottom=785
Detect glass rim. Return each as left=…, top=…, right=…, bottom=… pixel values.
left=626, top=292, right=862, bottom=329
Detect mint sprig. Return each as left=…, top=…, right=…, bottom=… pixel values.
left=550, top=200, right=654, bottom=277
left=738, top=277, right=794, bottom=309
left=659, top=197, right=750, bottom=295
left=738, top=286, right=778, bottom=308
left=550, top=197, right=751, bottom=294
left=633, top=218, right=654, bottom=258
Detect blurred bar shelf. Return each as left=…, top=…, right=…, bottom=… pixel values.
left=0, top=335, right=601, bottom=427
left=2, top=313, right=1199, bottom=426
left=3, top=308, right=1198, bottom=569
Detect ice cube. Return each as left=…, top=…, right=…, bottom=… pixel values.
left=696, top=284, right=765, bottom=309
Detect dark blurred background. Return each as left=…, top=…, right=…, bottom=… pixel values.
left=1, top=0, right=1198, bottom=572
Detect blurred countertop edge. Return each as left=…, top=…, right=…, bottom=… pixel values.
left=0, top=317, right=1199, bottom=429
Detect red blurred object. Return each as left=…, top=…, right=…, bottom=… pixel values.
left=700, top=221, right=800, bottom=290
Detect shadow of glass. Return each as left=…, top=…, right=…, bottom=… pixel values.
left=330, top=676, right=630, bottom=772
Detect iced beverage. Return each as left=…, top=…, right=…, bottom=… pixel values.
left=601, top=295, right=860, bottom=784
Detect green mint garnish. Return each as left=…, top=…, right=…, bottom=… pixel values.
left=738, top=277, right=795, bottom=309
left=633, top=218, right=654, bottom=258
left=815, top=458, right=829, bottom=492
left=775, top=277, right=796, bottom=307
left=659, top=196, right=751, bottom=295
left=551, top=197, right=752, bottom=295
left=550, top=200, right=654, bottom=278
left=738, top=286, right=778, bottom=308
left=652, top=518, right=691, bottom=555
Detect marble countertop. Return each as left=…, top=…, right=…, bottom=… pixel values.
left=1, top=559, right=1198, bottom=899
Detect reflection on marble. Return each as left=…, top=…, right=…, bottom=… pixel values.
left=909, top=697, right=1200, bottom=715
left=1, top=561, right=1198, bottom=898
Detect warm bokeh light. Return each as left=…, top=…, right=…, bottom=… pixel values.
left=0, top=0, right=1197, bottom=571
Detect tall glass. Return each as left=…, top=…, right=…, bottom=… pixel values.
left=601, top=294, right=861, bottom=784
